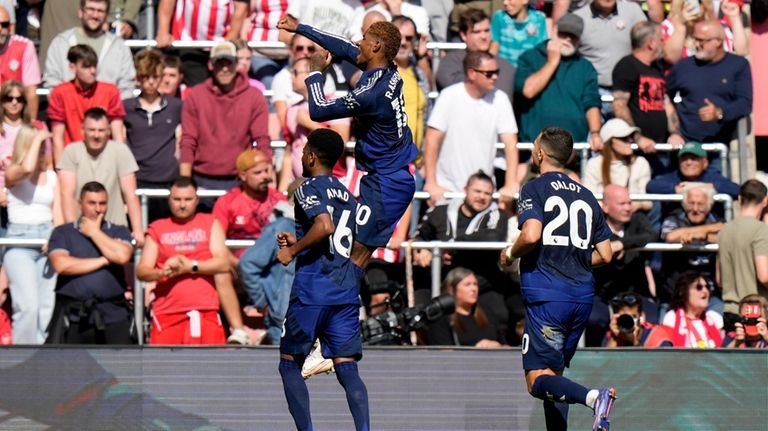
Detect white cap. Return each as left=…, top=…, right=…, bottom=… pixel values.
left=599, top=118, right=640, bottom=143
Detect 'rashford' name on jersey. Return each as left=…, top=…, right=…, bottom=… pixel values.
left=291, top=175, right=361, bottom=306
left=517, top=172, right=612, bottom=304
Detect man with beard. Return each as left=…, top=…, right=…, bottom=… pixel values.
left=666, top=20, right=752, bottom=147
left=612, top=21, right=684, bottom=173
left=43, top=0, right=136, bottom=99
left=0, top=5, right=41, bottom=119
left=514, top=14, right=603, bottom=151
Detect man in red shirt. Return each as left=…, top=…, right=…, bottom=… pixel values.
left=47, top=44, right=125, bottom=164
left=137, top=176, right=250, bottom=345
left=213, top=148, right=286, bottom=260
left=0, top=5, right=41, bottom=120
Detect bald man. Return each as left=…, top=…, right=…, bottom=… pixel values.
left=0, top=5, right=41, bottom=119
left=666, top=20, right=752, bottom=146
left=585, top=184, right=658, bottom=346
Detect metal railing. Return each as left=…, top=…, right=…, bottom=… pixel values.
left=0, top=235, right=720, bottom=344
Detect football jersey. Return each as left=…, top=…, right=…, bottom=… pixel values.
left=296, top=23, right=418, bottom=175
left=517, top=171, right=612, bottom=304
left=291, top=175, right=361, bottom=305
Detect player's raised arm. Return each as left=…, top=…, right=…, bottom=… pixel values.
left=278, top=16, right=360, bottom=66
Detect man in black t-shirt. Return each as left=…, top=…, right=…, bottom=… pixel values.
left=612, top=21, right=684, bottom=173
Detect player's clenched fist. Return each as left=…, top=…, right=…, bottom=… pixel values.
left=277, top=15, right=299, bottom=32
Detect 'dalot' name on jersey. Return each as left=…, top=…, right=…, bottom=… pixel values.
left=516, top=172, right=612, bottom=304
left=291, top=176, right=362, bottom=306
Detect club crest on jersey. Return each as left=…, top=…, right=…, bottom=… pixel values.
left=298, top=194, right=320, bottom=210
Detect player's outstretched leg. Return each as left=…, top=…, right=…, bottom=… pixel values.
left=279, top=357, right=312, bottom=430
left=529, top=372, right=617, bottom=431
left=335, top=360, right=370, bottom=431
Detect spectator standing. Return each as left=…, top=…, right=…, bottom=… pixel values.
left=156, top=0, right=249, bottom=85
left=583, top=118, right=652, bottom=213
left=573, top=0, right=646, bottom=116
left=158, top=54, right=187, bottom=99
left=0, top=5, right=41, bottom=121
left=47, top=181, right=134, bottom=344
left=659, top=182, right=723, bottom=306
left=284, top=0, right=362, bottom=40
left=436, top=9, right=516, bottom=101
left=424, top=51, right=519, bottom=206
left=717, top=180, right=768, bottom=315
left=43, top=0, right=136, bottom=100
left=57, top=108, right=143, bottom=246
left=137, top=176, right=250, bottom=345
left=47, top=44, right=126, bottom=164
left=661, top=271, right=724, bottom=348
left=349, top=0, right=431, bottom=42
left=613, top=21, right=685, bottom=159
left=515, top=14, right=603, bottom=150
left=0, top=81, right=51, bottom=234
left=489, top=0, right=548, bottom=67
left=4, top=126, right=62, bottom=344
left=240, top=0, right=290, bottom=85
left=414, top=171, right=513, bottom=326
left=666, top=20, right=752, bottom=146
left=271, top=35, right=335, bottom=134
left=586, top=184, right=657, bottom=346
left=425, top=267, right=505, bottom=347
left=179, top=41, right=271, bottom=208
left=39, top=0, right=79, bottom=79
left=392, top=15, right=432, bottom=150
left=124, top=49, right=182, bottom=223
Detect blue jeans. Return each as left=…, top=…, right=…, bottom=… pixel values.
left=4, top=223, right=56, bottom=344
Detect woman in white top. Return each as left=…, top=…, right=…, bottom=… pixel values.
left=583, top=119, right=652, bottom=213
left=4, top=125, right=62, bottom=344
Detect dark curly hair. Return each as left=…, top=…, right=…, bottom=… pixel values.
left=367, top=21, right=401, bottom=63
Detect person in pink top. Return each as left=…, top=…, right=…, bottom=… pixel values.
left=0, top=5, right=41, bottom=120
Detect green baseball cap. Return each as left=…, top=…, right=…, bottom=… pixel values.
left=678, top=142, right=706, bottom=158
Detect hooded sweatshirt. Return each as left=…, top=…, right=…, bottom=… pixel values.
left=180, top=73, right=271, bottom=177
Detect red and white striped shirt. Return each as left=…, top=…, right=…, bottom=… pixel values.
left=172, top=0, right=241, bottom=41
left=242, top=0, right=289, bottom=41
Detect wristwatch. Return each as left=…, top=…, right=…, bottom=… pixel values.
left=191, top=260, right=199, bottom=273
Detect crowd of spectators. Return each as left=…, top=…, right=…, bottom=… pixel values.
left=0, top=0, right=765, bottom=351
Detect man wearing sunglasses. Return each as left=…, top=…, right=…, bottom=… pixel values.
left=0, top=5, right=40, bottom=120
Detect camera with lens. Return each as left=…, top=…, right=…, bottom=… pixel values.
left=740, top=303, right=762, bottom=337
left=361, top=281, right=455, bottom=345
left=616, top=314, right=639, bottom=334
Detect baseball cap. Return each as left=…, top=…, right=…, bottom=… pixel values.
left=236, top=148, right=268, bottom=172
left=556, top=14, right=584, bottom=38
left=678, top=142, right=707, bottom=158
left=210, top=41, right=237, bottom=61
left=600, top=118, right=640, bottom=143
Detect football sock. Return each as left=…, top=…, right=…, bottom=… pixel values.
left=531, top=374, right=589, bottom=406
left=586, top=389, right=600, bottom=409
left=543, top=400, right=569, bottom=431
left=335, top=361, right=370, bottom=431
left=279, top=358, right=312, bottom=431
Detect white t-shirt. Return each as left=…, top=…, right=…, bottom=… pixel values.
left=8, top=170, right=57, bottom=225
left=427, top=82, right=517, bottom=193
left=287, top=0, right=362, bottom=39
left=582, top=155, right=651, bottom=195
left=272, top=67, right=336, bottom=106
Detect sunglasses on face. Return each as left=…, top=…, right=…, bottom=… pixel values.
left=472, top=68, right=500, bottom=78
left=1, top=95, right=24, bottom=103
left=0, top=21, right=9, bottom=29
left=692, top=282, right=709, bottom=291
left=293, top=45, right=316, bottom=54
left=402, top=35, right=416, bottom=42
left=610, top=293, right=640, bottom=309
